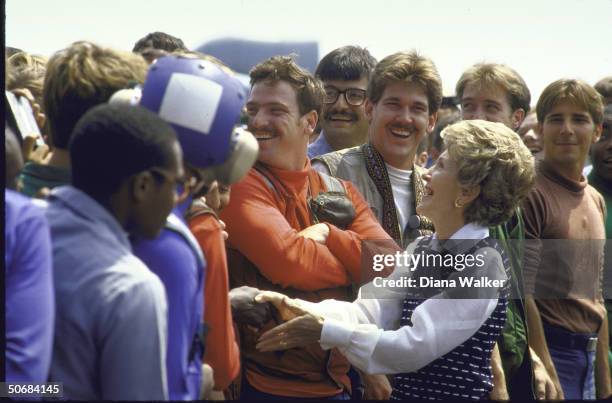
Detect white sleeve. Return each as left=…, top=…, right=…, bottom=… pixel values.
left=317, top=247, right=506, bottom=375
left=320, top=298, right=498, bottom=375
left=296, top=239, right=421, bottom=330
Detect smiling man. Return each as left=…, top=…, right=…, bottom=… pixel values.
left=313, top=51, right=441, bottom=248
left=457, top=63, right=530, bottom=132
left=220, top=55, right=391, bottom=400
left=522, top=79, right=611, bottom=399
left=308, top=46, right=377, bottom=158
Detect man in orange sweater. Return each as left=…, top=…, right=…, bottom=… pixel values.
left=220, top=56, right=392, bottom=399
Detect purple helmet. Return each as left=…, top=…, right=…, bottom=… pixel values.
left=139, top=55, right=246, bottom=168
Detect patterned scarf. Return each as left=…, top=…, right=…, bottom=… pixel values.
left=362, top=143, right=434, bottom=246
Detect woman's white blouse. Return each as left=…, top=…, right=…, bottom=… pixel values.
left=299, top=223, right=507, bottom=375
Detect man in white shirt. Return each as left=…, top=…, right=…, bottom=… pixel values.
left=312, top=50, right=441, bottom=248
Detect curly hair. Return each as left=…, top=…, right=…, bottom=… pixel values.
left=249, top=55, right=325, bottom=116
left=6, top=52, right=48, bottom=107
left=367, top=50, right=442, bottom=114
left=43, top=41, right=148, bottom=149
left=442, top=120, right=535, bottom=226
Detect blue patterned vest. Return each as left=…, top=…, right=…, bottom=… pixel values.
left=391, top=236, right=511, bottom=400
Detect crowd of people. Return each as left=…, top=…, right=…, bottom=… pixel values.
left=4, top=31, right=612, bottom=400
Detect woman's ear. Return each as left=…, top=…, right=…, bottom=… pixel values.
left=460, top=184, right=481, bottom=206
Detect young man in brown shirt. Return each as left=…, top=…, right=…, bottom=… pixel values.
left=522, top=78, right=611, bottom=399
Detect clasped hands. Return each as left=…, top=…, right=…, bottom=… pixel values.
left=254, top=291, right=326, bottom=352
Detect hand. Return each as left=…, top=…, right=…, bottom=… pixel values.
left=256, top=313, right=324, bottom=352
left=34, top=187, right=51, bottom=199
left=488, top=379, right=509, bottom=401
left=530, top=348, right=562, bottom=400
left=199, top=363, right=214, bottom=400
left=361, top=373, right=392, bottom=400
left=489, top=343, right=509, bottom=401
left=205, top=181, right=221, bottom=213
left=22, top=135, right=51, bottom=164
left=229, top=286, right=271, bottom=328
left=218, top=219, right=228, bottom=240
left=297, top=223, right=330, bottom=244
left=255, top=291, right=312, bottom=322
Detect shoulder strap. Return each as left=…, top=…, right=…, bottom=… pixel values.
left=253, top=163, right=285, bottom=196
left=165, top=213, right=206, bottom=269
left=317, top=171, right=347, bottom=194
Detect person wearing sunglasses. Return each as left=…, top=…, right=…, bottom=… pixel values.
left=307, top=46, right=376, bottom=159
left=132, top=54, right=258, bottom=400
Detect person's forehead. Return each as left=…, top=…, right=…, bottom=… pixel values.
left=546, top=99, right=591, bottom=116
left=379, top=81, right=428, bottom=102
left=462, top=81, right=509, bottom=103
left=323, top=77, right=368, bottom=90
left=248, top=80, right=298, bottom=108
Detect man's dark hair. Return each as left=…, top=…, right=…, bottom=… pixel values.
left=133, top=32, right=188, bottom=53
left=315, top=46, right=377, bottom=82
left=70, top=104, right=177, bottom=200
left=594, top=76, right=612, bottom=104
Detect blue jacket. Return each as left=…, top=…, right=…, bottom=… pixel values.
left=5, top=189, right=54, bottom=382
left=133, top=200, right=206, bottom=400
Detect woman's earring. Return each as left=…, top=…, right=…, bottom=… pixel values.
left=454, top=198, right=463, bottom=208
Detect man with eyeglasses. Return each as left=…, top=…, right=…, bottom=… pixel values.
left=307, top=46, right=376, bottom=159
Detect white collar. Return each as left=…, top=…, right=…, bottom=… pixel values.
left=430, top=222, right=490, bottom=254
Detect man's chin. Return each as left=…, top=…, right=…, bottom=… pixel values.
left=323, top=121, right=355, bottom=131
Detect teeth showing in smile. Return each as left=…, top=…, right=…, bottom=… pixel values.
left=329, top=115, right=352, bottom=121
left=254, top=132, right=275, bottom=140
left=390, top=127, right=412, bottom=137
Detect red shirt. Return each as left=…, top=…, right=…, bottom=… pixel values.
left=189, top=213, right=240, bottom=391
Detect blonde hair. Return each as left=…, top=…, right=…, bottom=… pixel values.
left=367, top=51, right=442, bottom=114
left=536, top=78, right=604, bottom=125
left=442, top=120, right=535, bottom=226
left=43, top=41, right=148, bottom=149
left=456, top=63, right=531, bottom=113
left=6, top=52, right=48, bottom=107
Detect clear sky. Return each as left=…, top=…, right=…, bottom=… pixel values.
left=6, top=0, right=612, bottom=100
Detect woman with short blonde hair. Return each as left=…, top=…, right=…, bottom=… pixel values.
left=255, top=119, right=535, bottom=400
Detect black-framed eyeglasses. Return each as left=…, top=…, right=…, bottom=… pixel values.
left=323, top=86, right=367, bottom=106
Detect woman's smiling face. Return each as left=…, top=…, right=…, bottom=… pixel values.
left=417, top=150, right=465, bottom=226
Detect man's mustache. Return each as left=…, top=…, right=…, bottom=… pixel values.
left=324, top=110, right=358, bottom=121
